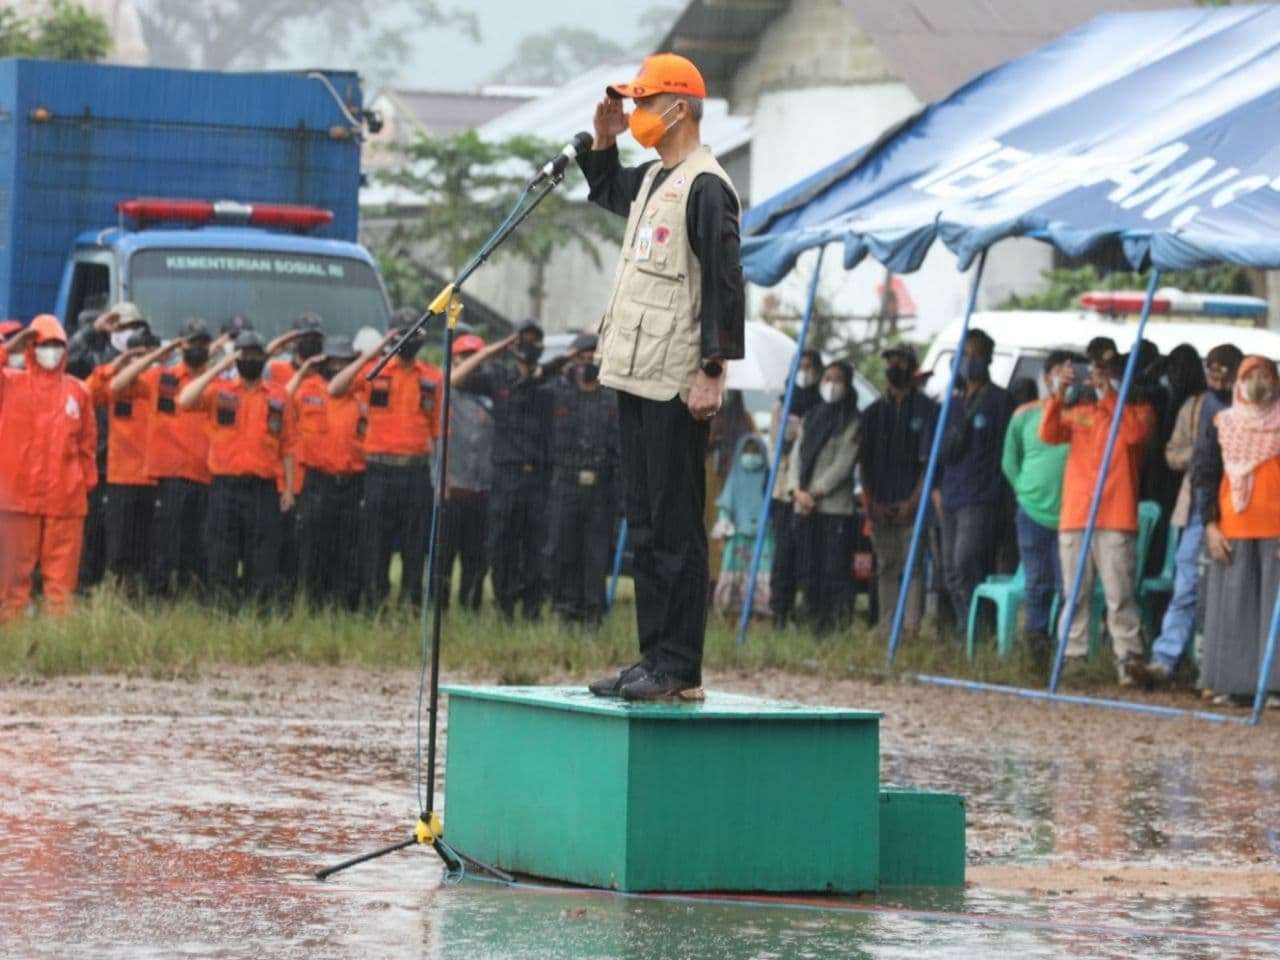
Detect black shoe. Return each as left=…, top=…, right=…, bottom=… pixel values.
left=620, top=669, right=705, bottom=702
left=587, top=662, right=648, bottom=698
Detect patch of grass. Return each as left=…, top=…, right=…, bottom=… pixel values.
left=0, top=584, right=1126, bottom=691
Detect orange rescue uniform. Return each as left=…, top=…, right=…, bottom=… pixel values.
left=0, top=321, right=98, bottom=620
left=356, top=358, right=443, bottom=457
left=1039, top=393, right=1154, bottom=532
left=293, top=373, right=366, bottom=475
left=136, top=363, right=212, bottom=484
left=1218, top=457, right=1280, bottom=540
left=86, top=363, right=155, bottom=487
left=200, top=378, right=298, bottom=479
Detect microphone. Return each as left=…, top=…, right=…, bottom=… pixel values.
left=529, top=131, right=594, bottom=186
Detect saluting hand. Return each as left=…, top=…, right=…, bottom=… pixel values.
left=593, top=96, right=627, bottom=150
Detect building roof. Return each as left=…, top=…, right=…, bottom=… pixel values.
left=842, top=0, right=1197, bottom=102
left=376, top=88, right=536, bottom=139
left=657, top=0, right=789, bottom=99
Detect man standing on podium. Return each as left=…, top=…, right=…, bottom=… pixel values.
left=580, top=54, right=745, bottom=701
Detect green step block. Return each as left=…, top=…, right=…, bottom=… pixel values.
left=878, top=789, right=966, bottom=888
left=441, top=685, right=883, bottom=893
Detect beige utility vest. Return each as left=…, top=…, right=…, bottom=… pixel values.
left=597, top=145, right=738, bottom=402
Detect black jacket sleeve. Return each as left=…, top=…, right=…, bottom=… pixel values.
left=577, top=145, right=654, bottom=218
left=1191, top=408, right=1224, bottom=524
left=687, top=174, right=745, bottom=361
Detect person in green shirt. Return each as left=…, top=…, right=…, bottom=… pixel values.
left=1001, top=349, right=1076, bottom=665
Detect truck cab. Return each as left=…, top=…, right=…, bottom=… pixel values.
left=55, top=198, right=392, bottom=340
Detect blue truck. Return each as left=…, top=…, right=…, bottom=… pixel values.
left=0, top=58, right=390, bottom=338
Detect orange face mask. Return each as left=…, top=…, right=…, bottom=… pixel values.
left=628, top=102, right=681, bottom=149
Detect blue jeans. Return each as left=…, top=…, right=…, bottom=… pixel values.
left=1015, top=507, right=1060, bottom=636
left=1151, top=513, right=1204, bottom=671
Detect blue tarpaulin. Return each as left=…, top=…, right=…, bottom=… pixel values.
left=742, top=5, right=1280, bottom=285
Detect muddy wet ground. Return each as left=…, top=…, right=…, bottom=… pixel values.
left=2, top=667, right=1278, bottom=958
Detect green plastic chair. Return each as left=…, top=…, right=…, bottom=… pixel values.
left=1138, top=519, right=1179, bottom=637
left=965, top=565, right=1027, bottom=659
left=1050, top=501, right=1162, bottom=657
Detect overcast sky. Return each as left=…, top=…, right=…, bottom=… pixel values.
left=283, top=0, right=663, bottom=93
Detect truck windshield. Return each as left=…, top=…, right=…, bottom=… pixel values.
left=128, top=248, right=391, bottom=340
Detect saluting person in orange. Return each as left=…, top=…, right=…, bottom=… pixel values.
left=0, top=316, right=98, bottom=621
left=111, top=317, right=218, bottom=597
left=179, top=330, right=297, bottom=607
left=287, top=335, right=366, bottom=610
left=85, top=324, right=159, bottom=594
left=329, top=312, right=442, bottom=610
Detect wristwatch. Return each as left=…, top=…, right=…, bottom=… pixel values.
left=700, top=358, right=723, bottom=378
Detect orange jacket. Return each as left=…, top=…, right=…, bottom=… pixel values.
left=0, top=316, right=98, bottom=517
left=87, top=362, right=155, bottom=487
left=356, top=358, right=443, bottom=457
left=198, top=377, right=297, bottom=480
left=1218, top=457, right=1280, bottom=540
left=1039, top=393, right=1153, bottom=532
left=293, top=373, right=366, bottom=475
left=137, top=363, right=212, bottom=484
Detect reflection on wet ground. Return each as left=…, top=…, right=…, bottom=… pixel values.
left=2, top=686, right=1278, bottom=958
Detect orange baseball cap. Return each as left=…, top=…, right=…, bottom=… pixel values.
left=607, top=53, right=706, bottom=100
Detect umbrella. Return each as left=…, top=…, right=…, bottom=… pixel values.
left=726, top=321, right=797, bottom=394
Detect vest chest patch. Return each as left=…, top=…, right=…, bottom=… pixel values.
left=654, top=225, right=672, bottom=245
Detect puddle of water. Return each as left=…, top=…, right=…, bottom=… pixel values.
left=1, top=707, right=1277, bottom=958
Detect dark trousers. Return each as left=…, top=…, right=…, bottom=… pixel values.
left=487, top=466, right=548, bottom=619
left=361, top=460, right=432, bottom=609
left=546, top=467, right=615, bottom=626
left=206, top=476, right=282, bottom=607
left=798, top=512, right=855, bottom=634
left=769, top=500, right=810, bottom=623
left=78, top=483, right=108, bottom=592
left=436, top=490, right=488, bottom=611
left=941, top=502, right=997, bottom=629
left=104, top=483, right=154, bottom=594
left=298, top=470, right=363, bottom=610
left=618, top=393, right=709, bottom=685
left=1013, top=506, right=1060, bottom=637
left=149, top=477, right=208, bottom=597
left=277, top=508, right=299, bottom=605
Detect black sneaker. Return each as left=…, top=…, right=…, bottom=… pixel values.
left=587, top=662, right=648, bottom=698
left=620, top=670, right=705, bottom=702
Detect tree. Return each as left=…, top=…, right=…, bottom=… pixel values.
left=997, top=263, right=1255, bottom=311
left=488, top=28, right=629, bottom=87
left=375, top=130, right=623, bottom=322
left=488, top=4, right=684, bottom=87
left=0, top=0, right=111, bottom=61
left=133, top=0, right=478, bottom=71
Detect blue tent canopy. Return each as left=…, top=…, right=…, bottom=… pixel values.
left=742, top=5, right=1280, bottom=286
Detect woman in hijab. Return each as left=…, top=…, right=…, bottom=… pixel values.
left=787, top=361, right=861, bottom=634
left=1196, top=356, right=1280, bottom=706
left=711, top=433, right=773, bottom=616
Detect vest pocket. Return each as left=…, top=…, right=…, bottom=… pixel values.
left=633, top=306, right=675, bottom=380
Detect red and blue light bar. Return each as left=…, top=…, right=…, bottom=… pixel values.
left=116, top=198, right=334, bottom=232
left=1081, top=289, right=1268, bottom=320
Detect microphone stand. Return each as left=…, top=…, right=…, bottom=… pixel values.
left=315, top=168, right=569, bottom=884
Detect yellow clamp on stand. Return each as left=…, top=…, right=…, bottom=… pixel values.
left=415, top=812, right=444, bottom=846
left=427, top=284, right=465, bottom=330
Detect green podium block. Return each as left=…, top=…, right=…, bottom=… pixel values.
left=878, top=789, right=966, bottom=887
left=441, top=685, right=882, bottom=893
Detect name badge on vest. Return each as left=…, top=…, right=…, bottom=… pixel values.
left=634, top=224, right=654, bottom=262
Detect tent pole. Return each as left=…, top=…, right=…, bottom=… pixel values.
left=606, top=518, right=628, bottom=612
left=736, top=246, right=826, bottom=646
left=1249, top=579, right=1280, bottom=726
left=886, top=249, right=988, bottom=665
left=1048, top=269, right=1160, bottom=693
